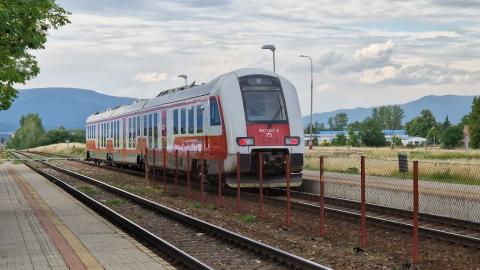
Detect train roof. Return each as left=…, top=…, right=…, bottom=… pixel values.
left=86, top=68, right=277, bottom=123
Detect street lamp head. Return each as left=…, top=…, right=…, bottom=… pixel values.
left=299, top=55, right=307, bottom=57
left=262, top=44, right=276, bottom=52
left=177, top=74, right=187, bottom=85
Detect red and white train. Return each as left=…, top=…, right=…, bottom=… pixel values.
left=85, top=68, right=304, bottom=187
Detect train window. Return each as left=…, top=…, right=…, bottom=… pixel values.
left=130, top=117, right=138, bottom=147
left=136, top=116, right=140, bottom=138
left=196, top=105, right=203, bottom=133
left=116, top=120, right=120, bottom=148
left=154, top=113, right=158, bottom=148
left=148, top=113, right=153, bottom=146
left=102, top=123, right=104, bottom=147
left=128, top=118, right=132, bottom=148
left=210, top=98, right=221, bottom=126
left=112, top=122, right=115, bottom=147
left=173, top=109, right=178, bottom=134
left=181, top=108, right=186, bottom=134
left=143, top=115, right=147, bottom=137
left=188, top=107, right=194, bottom=134
left=239, top=75, right=287, bottom=123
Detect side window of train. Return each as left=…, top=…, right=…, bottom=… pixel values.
left=173, top=109, right=178, bottom=134
left=188, top=107, right=194, bottom=134
left=180, top=108, right=186, bottom=134
left=154, top=112, right=158, bottom=148
left=210, top=98, right=221, bottom=126
left=136, top=116, right=140, bottom=141
left=196, top=105, right=203, bottom=133
left=143, top=115, right=147, bottom=137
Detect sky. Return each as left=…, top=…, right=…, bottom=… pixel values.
left=21, top=0, right=480, bottom=116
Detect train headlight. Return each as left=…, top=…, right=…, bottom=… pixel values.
left=285, top=136, right=300, bottom=146
left=236, top=137, right=255, bottom=146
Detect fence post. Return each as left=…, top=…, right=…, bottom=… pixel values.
left=174, top=150, right=179, bottom=195
left=259, top=152, right=264, bottom=220
left=319, top=156, right=325, bottom=236
left=163, top=148, right=167, bottom=192
left=286, top=154, right=291, bottom=228
left=217, top=159, right=223, bottom=208
left=236, top=152, right=241, bottom=213
left=413, top=161, right=420, bottom=264
left=360, top=155, right=367, bottom=249
left=145, top=148, right=149, bottom=184
left=187, top=150, right=190, bottom=198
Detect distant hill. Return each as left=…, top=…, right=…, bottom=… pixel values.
left=303, top=95, right=475, bottom=127
left=0, top=88, right=135, bottom=131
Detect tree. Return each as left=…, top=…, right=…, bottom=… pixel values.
left=347, top=128, right=360, bottom=147
left=328, top=113, right=348, bottom=130
left=442, top=125, right=463, bottom=149
left=441, top=116, right=451, bottom=131
left=390, top=135, right=403, bottom=147
left=372, top=105, right=405, bottom=130
left=359, top=117, right=386, bottom=147
left=8, top=113, right=45, bottom=149
left=0, top=0, right=70, bottom=110
left=469, top=96, right=480, bottom=149
left=405, top=110, right=437, bottom=138
left=426, top=126, right=441, bottom=145
left=304, top=121, right=326, bottom=134
left=331, top=133, right=347, bottom=146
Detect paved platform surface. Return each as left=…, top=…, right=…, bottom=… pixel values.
left=0, top=162, right=175, bottom=270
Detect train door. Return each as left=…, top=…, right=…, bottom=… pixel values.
left=161, top=110, right=167, bottom=149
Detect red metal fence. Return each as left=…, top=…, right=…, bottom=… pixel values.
left=142, top=148, right=480, bottom=265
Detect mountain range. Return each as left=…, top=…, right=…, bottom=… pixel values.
left=0, top=88, right=475, bottom=132
left=0, top=88, right=135, bottom=131
left=303, top=95, right=475, bottom=127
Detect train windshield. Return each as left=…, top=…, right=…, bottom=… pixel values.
left=239, top=75, right=287, bottom=123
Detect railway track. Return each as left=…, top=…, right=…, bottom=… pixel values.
left=263, top=188, right=480, bottom=249
left=12, top=151, right=331, bottom=270
left=21, top=151, right=480, bottom=248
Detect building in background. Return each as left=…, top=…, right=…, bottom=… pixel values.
left=305, top=130, right=426, bottom=146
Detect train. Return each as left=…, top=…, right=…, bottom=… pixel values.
left=85, top=68, right=304, bottom=187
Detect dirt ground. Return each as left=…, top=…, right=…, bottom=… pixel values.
left=51, top=160, right=480, bottom=270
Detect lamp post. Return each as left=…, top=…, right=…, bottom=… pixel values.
left=177, top=74, right=187, bottom=85
left=261, top=45, right=276, bottom=73
left=300, top=55, right=313, bottom=150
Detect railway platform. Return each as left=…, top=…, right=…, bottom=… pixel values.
left=0, top=162, right=174, bottom=270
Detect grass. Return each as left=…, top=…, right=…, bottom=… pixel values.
left=241, top=215, right=258, bottom=224
left=29, top=143, right=86, bottom=158
left=103, top=198, right=127, bottom=207
left=116, top=183, right=161, bottom=197
left=306, top=146, right=480, bottom=161
left=304, top=147, right=480, bottom=186
left=78, top=185, right=102, bottom=196
left=0, top=150, right=13, bottom=160
left=186, top=202, right=217, bottom=211
left=187, top=202, right=203, bottom=209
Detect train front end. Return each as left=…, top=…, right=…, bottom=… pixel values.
left=220, top=68, right=304, bottom=188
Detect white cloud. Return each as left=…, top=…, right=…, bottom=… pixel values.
left=134, top=72, right=168, bottom=82
left=354, top=40, right=394, bottom=61
left=359, top=66, right=398, bottom=84
left=20, top=0, right=480, bottom=114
